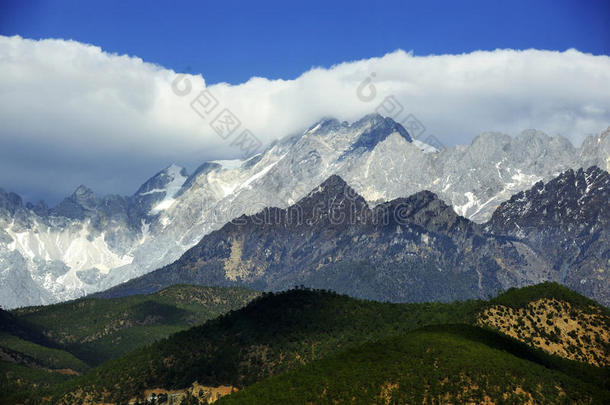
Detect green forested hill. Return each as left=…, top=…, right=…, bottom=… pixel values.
left=1, top=283, right=608, bottom=404
left=46, top=283, right=609, bottom=405
left=54, top=289, right=479, bottom=404
left=0, top=285, right=259, bottom=404
left=11, top=284, right=259, bottom=365
left=217, top=325, right=610, bottom=404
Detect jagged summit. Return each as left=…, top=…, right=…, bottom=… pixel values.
left=52, top=184, right=98, bottom=219
left=0, top=188, right=23, bottom=214
left=486, top=166, right=609, bottom=299
left=72, top=184, right=96, bottom=203
left=299, top=174, right=354, bottom=200
left=288, top=175, right=370, bottom=226
left=340, top=114, right=413, bottom=157
left=135, top=163, right=188, bottom=196
left=376, top=190, right=477, bottom=235
left=97, top=175, right=545, bottom=304
left=490, top=166, right=609, bottom=232
left=133, top=163, right=188, bottom=215
left=304, top=114, right=413, bottom=154
left=1, top=113, right=609, bottom=308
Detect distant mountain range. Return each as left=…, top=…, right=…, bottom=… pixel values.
left=1, top=114, right=608, bottom=308
left=98, top=167, right=610, bottom=306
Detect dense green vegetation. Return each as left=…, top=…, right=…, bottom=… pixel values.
left=11, top=284, right=259, bottom=365
left=49, top=283, right=610, bottom=404
left=0, top=333, right=88, bottom=372
left=0, top=285, right=259, bottom=404
left=217, top=325, right=610, bottom=404
left=53, top=289, right=482, bottom=403
left=0, top=361, right=75, bottom=405
left=1, top=282, right=608, bottom=404
left=489, top=282, right=610, bottom=316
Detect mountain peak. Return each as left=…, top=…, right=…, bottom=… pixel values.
left=73, top=184, right=94, bottom=198
left=339, top=115, right=412, bottom=159
left=318, top=174, right=350, bottom=191
left=135, top=164, right=188, bottom=196
left=0, top=188, right=24, bottom=215
left=299, top=175, right=363, bottom=204
left=67, top=185, right=97, bottom=209
left=489, top=165, right=610, bottom=233
left=52, top=184, right=98, bottom=219
left=164, top=163, right=188, bottom=176
left=306, top=117, right=345, bottom=134
left=376, top=190, right=476, bottom=234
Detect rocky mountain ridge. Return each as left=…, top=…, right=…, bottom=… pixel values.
left=1, top=114, right=608, bottom=308
left=98, top=168, right=609, bottom=306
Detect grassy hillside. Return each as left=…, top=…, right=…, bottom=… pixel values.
left=48, top=283, right=609, bottom=404
left=0, top=285, right=259, bottom=404
left=11, top=285, right=259, bottom=365
left=0, top=361, right=76, bottom=405
left=0, top=333, right=88, bottom=372
left=217, top=325, right=609, bottom=404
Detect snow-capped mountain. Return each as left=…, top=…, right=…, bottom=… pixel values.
left=98, top=175, right=535, bottom=304
left=488, top=166, right=609, bottom=304
left=0, top=165, right=188, bottom=308
left=0, top=114, right=608, bottom=308
left=97, top=169, right=609, bottom=306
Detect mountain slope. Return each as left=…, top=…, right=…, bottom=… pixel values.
left=100, top=166, right=610, bottom=305
left=1, top=117, right=608, bottom=308
left=488, top=166, right=610, bottom=305
left=42, top=283, right=609, bottom=405
left=97, top=175, right=551, bottom=303
left=10, top=285, right=259, bottom=366
left=1, top=307, right=91, bottom=405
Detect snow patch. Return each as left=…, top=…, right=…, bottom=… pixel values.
left=150, top=164, right=188, bottom=214
left=239, top=156, right=285, bottom=190
left=210, top=159, right=244, bottom=170
left=307, top=122, right=322, bottom=134
left=412, top=139, right=439, bottom=153
left=454, top=192, right=478, bottom=217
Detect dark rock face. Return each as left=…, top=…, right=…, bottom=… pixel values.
left=340, top=114, right=413, bottom=158
left=0, top=189, right=24, bottom=217
left=489, top=166, right=609, bottom=232
left=53, top=185, right=98, bottom=218
left=488, top=166, right=609, bottom=305
left=99, top=175, right=559, bottom=304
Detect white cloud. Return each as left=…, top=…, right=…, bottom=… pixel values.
left=1, top=35, right=609, bottom=203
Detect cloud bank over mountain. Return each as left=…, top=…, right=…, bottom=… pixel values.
left=1, top=35, right=609, bottom=203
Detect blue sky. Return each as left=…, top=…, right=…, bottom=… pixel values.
left=2, top=0, right=609, bottom=84
left=1, top=0, right=610, bottom=204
